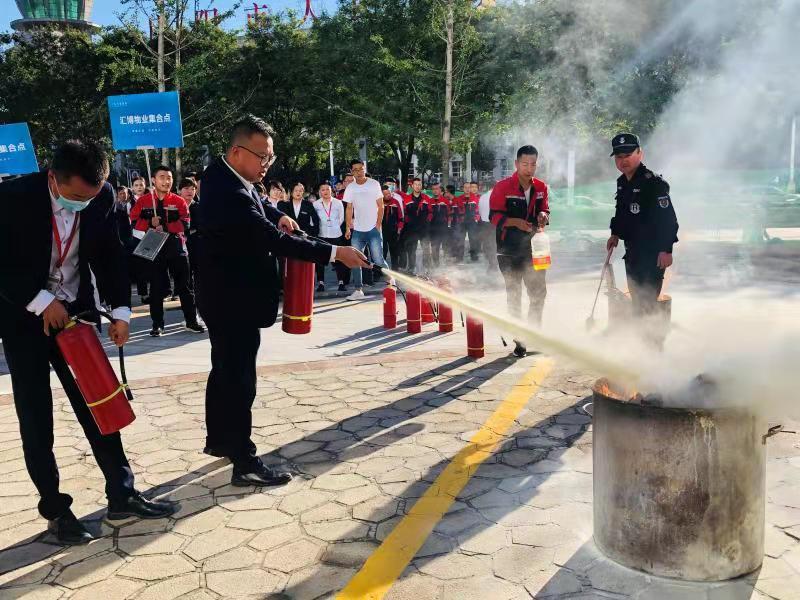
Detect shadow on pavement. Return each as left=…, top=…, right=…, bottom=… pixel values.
left=0, top=355, right=517, bottom=584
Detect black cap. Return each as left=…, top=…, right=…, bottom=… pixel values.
left=610, top=133, right=640, bottom=156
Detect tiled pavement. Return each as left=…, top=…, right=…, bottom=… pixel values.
left=0, top=352, right=798, bottom=599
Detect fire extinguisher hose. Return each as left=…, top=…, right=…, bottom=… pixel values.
left=73, top=310, right=134, bottom=402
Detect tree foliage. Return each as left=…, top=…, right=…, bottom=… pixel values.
left=0, top=0, right=734, bottom=183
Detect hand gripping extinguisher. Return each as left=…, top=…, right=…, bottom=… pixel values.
left=55, top=311, right=135, bottom=436
left=383, top=285, right=397, bottom=329
left=436, top=277, right=453, bottom=333
left=466, top=315, right=485, bottom=359
left=406, top=290, right=422, bottom=334
left=283, top=257, right=316, bottom=334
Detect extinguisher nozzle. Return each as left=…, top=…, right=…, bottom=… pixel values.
left=370, top=263, right=385, bottom=277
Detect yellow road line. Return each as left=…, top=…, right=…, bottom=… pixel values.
left=336, top=358, right=554, bottom=600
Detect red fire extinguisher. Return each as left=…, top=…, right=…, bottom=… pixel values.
left=438, top=303, right=453, bottom=333
left=406, top=290, right=422, bottom=334
left=466, top=315, right=484, bottom=358
left=56, top=317, right=135, bottom=436
left=435, top=277, right=453, bottom=333
left=383, top=286, right=397, bottom=329
left=283, top=257, right=316, bottom=334
left=421, top=297, right=436, bottom=324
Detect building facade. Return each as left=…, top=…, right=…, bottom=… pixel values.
left=12, top=0, right=99, bottom=34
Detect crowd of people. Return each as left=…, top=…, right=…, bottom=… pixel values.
left=112, top=157, right=502, bottom=330
left=0, top=112, right=677, bottom=544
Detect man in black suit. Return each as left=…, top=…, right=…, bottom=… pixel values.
left=0, top=141, right=177, bottom=545
left=194, top=115, right=369, bottom=487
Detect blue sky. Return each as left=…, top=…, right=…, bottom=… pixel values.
left=1, top=0, right=340, bottom=32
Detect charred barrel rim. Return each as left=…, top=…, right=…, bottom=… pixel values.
left=592, top=375, right=731, bottom=414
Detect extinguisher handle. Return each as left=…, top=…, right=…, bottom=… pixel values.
left=118, top=346, right=134, bottom=402
left=71, top=310, right=134, bottom=402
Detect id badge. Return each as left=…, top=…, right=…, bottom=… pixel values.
left=46, top=270, right=63, bottom=294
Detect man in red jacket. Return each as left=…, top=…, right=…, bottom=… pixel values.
left=130, top=165, right=204, bottom=336
left=401, top=178, right=430, bottom=275
left=489, top=145, right=550, bottom=357
left=463, top=182, right=481, bottom=261
left=428, top=183, right=451, bottom=267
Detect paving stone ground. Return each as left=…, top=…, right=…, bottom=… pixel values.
left=0, top=351, right=798, bottom=600
left=1, top=245, right=799, bottom=599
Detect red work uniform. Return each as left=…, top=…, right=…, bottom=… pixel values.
left=489, top=173, right=550, bottom=324
left=428, top=195, right=451, bottom=267
left=401, top=193, right=430, bottom=274
left=463, top=193, right=481, bottom=261
left=382, top=194, right=405, bottom=269
left=448, top=194, right=466, bottom=261
left=130, top=192, right=200, bottom=331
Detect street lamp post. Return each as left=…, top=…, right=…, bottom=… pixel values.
left=788, top=114, right=797, bottom=194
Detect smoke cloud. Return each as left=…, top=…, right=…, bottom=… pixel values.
left=457, top=0, right=800, bottom=419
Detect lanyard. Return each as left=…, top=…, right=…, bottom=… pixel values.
left=322, top=200, right=333, bottom=220
left=51, top=213, right=80, bottom=269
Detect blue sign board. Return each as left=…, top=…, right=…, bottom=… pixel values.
left=108, top=91, right=184, bottom=151
left=0, top=123, right=39, bottom=176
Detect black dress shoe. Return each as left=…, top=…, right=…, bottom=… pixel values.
left=107, top=492, right=179, bottom=520
left=232, top=459, right=292, bottom=487
left=48, top=511, right=95, bottom=545
left=513, top=340, right=527, bottom=358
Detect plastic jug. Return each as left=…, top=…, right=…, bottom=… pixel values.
left=531, top=232, right=551, bottom=271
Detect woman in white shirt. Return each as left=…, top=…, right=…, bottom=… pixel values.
left=313, top=182, right=348, bottom=292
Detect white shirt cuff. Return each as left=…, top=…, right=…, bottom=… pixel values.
left=26, top=290, right=55, bottom=316
left=111, top=307, right=132, bottom=324
left=329, top=246, right=337, bottom=263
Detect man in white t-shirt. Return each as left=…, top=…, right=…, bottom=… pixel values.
left=343, top=159, right=388, bottom=300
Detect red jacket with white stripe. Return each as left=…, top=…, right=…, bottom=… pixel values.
left=489, top=173, right=550, bottom=256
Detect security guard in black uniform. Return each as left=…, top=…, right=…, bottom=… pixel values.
left=606, top=133, right=678, bottom=342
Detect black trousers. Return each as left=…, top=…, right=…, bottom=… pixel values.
left=2, top=318, right=135, bottom=519
left=383, top=233, right=402, bottom=269
left=465, top=224, right=480, bottom=261
left=429, top=227, right=449, bottom=267
left=498, top=254, right=547, bottom=325
left=450, top=225, right=466, bottom=261
left=316, top=236, right=349, bottom=283
left=132, top=255, right=152, bottom=297
left=625, top=257, right=665, bottom=318
left=402, top=229, right=424, bottom=273
left=149, top=252, right=198, bottom=328
left=625, top=256, right=668, bottom=347
left=204, top=321, right=260, bottom=463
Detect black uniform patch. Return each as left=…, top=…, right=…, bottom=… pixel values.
left=658, top=196, right=670, bottom=208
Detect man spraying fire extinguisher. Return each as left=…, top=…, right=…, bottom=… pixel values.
left=0, top=141, right=178, bottom=545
